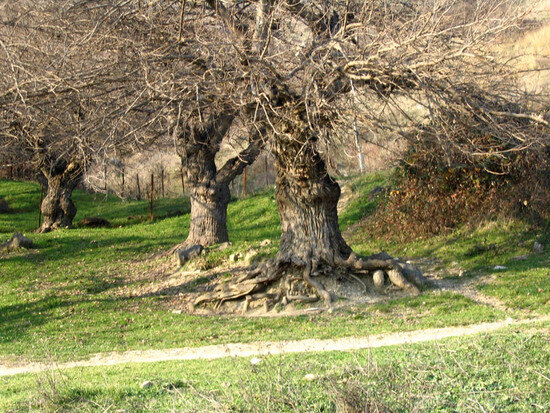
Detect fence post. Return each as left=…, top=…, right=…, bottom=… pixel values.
left=136, top=174, right=141, bottom=200
left=149, top=173, right=154, bottom=221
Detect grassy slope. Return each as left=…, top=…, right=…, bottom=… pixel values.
left=1, top=321, right=549, bottom=412
left=0, top=176, right=549, bottom=365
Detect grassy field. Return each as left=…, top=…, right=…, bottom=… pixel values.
left=1, top=321, right=549, bottom=412
left=1, top=175, right=549, bottom=411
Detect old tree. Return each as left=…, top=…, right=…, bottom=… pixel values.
left=0, top=1, right=145, bottom=231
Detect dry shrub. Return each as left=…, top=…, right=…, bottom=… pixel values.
left=363, top=114, right=550, bottom=240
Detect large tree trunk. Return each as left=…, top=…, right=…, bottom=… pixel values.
left=39, top=165, right=81, bottom=233
left=187, top=181, right=231, bottom=246
left=177, top=112, right=263, bottom=248
left=180, top=113, right=235, bottom=247
left=193, top=130, right=426, bottom=310
left=274, top=134, right=351, bottom=266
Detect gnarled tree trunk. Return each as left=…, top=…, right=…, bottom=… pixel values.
left=274, top=133, right=351, bottom=266
left=178, top=111, right=263, bottom=248
left=185, top=159, right=231, bottom=246
left=39, top=163, right=81, bottom=233
left=194, top=129, right=426, bottom=310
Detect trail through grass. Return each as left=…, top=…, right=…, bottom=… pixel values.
left=1, top=321, right=549, bottom=412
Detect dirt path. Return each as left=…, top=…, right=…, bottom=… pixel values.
left=2, top=316, right=549, bottom=378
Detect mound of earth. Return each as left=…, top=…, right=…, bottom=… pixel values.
left=79, top=217, right=111, bottom=228
left=1, top=232, right=34, bottom=251
left=122, top=258, right=429, bottom=317
left=0, top=197, right=10, bottom=213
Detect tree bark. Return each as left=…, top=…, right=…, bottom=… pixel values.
left=187, top=181, right=231, bottom=246
left=179, top=112, right=263, bottom=247
left=39, top=164, right=81, bottom=232
left=273, top=132, right=351, bottom=266
left=193, top=130, right=426, bottom=309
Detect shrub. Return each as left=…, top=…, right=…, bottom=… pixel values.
left=363, top=105, right=550, bottom=239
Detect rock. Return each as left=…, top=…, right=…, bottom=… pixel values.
left=493, top=265, right=507, bottom=270
left=533, top=242, right=544, bottom=254
left=511, top=255, right=529, bottom=261
left=78, top=217, right=111, bottom=228
left=399, top=262, right=428, bottom=287
left=229, top=252, right=242, bottom=262
left=366, top=251, right=392, bottom=261
left=260, top=239, right=272, bottom=247
left=303, top=374, right=316, bottom=381
left=140, top=380, right=153, bottom=389
left=1, top=232, right=34, bottom=251
left=368, top=186, right=389, bottom=200
left=218, top=242, right=232, bottom=250
left=372, top=270, right=385, bottom=289
left=0, top=197, right=9, bottom=213
left=244, top=249, right=260, bottom=265
left=250, top=358, right=262, bottom=365
left=175, top=244, right=204, bottom=266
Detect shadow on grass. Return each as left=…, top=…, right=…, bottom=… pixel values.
left=0, top=233, right=181, bottom=274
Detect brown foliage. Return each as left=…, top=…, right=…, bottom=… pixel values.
left=366, top=122, right=550, bottom=239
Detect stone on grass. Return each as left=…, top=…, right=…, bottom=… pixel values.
left=175, top=244, right=204, bottom=266
left=0, top=197, right=9, bottom=213
left=218, top=242, right=232, bottom=251
left=493, top=265, right=507, bottom=270
left=533, top=242, right=544, bottom=254
left=511, top=255, right=529, bottom=261
left=260, top=239, right=272, bottom=247
left=140, top=380, right=153, bottom=389
left=78, top=217, right=111, bottom=228
left=1, top=232, right=34, bottom=251
left=399, top=261, right=428, bottom=287
left=372, top=270, right=385, bottom=289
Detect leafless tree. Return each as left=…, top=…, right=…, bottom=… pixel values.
left=81, top=1, right=264, bottom=246
left=0, top=1, right=145, bottom=231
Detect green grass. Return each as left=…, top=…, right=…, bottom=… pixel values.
left=0, top=176, right=548, bottom=366
left=1, top=321, right=549, bottom=412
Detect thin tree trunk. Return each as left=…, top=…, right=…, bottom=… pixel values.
left=354, top=117, right=366, bottom=173
left=149, top=173, right=154, bottom=221
left=104, top=164, right=108, bottom=195
left=121, top=168, right=125, bottom=197
left=136, top=174, right=141, bottom=200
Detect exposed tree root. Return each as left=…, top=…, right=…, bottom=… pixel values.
left=192, top=251, right=427, bottom=313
